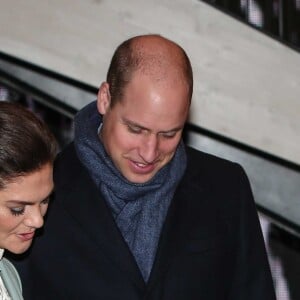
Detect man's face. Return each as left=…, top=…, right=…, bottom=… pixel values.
left=98, top=72, right=190, bottom=184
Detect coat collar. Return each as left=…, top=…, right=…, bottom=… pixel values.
left=57, top=145, right=146, bottom=290
left=55, top=144, right=210, bottom=291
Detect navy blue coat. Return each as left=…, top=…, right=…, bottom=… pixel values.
left=11, top=144, right=275, bottom=299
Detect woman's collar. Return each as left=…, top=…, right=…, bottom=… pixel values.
left=0, top=249, right=4, bottom=260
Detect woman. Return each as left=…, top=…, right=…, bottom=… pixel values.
left=0, top=101, right=57, bottom=299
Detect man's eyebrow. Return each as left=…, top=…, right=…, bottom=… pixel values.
left=122, top=118, right=149, bottom=131
left=122, top=117, right=183, bottom=133
left=159, top=126, right=183, bottom=134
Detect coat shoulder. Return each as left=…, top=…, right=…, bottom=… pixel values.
left=185, top=145, right=246, bottom=183
left=54, top=143, right=89, bottom=187
left=0, top=258, right=23, bottom=299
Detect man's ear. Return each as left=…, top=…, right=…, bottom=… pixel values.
left=97, top=82, right=111, bottom=115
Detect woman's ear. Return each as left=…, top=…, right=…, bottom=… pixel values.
left=97, top=82, right=111, bottom=115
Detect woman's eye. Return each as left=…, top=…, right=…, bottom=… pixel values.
left=10, top=207, right=25, bottom=216
left=41, top=197, right=50, bottom=205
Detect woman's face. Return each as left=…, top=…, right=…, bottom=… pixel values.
left=0, top=163, right=53, bottom=254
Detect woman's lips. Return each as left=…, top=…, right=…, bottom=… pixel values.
left=17, top=231, right=35, bottom=241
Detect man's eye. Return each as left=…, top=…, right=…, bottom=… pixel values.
left=161, top=132, right=176, bottom=139
left=10, top=207, right=25, bottom=216
left=127, top=125, right=142, bottom=134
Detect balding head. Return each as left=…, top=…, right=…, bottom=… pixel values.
left=106, top=34, right=193, bottom=107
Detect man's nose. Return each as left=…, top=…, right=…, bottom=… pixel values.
left=139, top=134, right=159, bottom=163
left=24, top=207, right=44, bottom=229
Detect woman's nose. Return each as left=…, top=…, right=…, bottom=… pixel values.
left=23, top=207, right=44, bottom=229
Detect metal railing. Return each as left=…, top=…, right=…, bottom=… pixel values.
left=201, top=0, right=300, bottom=51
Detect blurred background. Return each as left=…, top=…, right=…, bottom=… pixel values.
left=203, top=0, right=300, bottom=51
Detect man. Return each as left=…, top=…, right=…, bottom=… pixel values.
left=11, top=34, right=275, bottom=299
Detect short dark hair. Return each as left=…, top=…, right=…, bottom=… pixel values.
left=0, top=101, right=58, bottom=188
left=106, top=34, right=193, bottom=107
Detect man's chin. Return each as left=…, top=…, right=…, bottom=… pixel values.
left=123, top=171, right=157, bottom=184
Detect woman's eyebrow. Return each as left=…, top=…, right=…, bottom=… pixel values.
left=7, top=200, right=34, bottom=205
left=6, top=190, right=54, bottom=205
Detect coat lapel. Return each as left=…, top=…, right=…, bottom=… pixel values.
left=146, top=148, right=214, bottom=291
left=59, top=151, right=145, bottom=291
left=146, top=175, right=201, bottom=290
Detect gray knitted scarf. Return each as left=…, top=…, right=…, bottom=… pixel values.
left=74, top=101, right=186, bottom=282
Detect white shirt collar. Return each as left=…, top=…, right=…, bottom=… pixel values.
left=0, top=249, right=4, bottom=260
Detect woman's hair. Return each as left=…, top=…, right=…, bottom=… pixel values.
left=0, top=101, right=58, bottom=188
